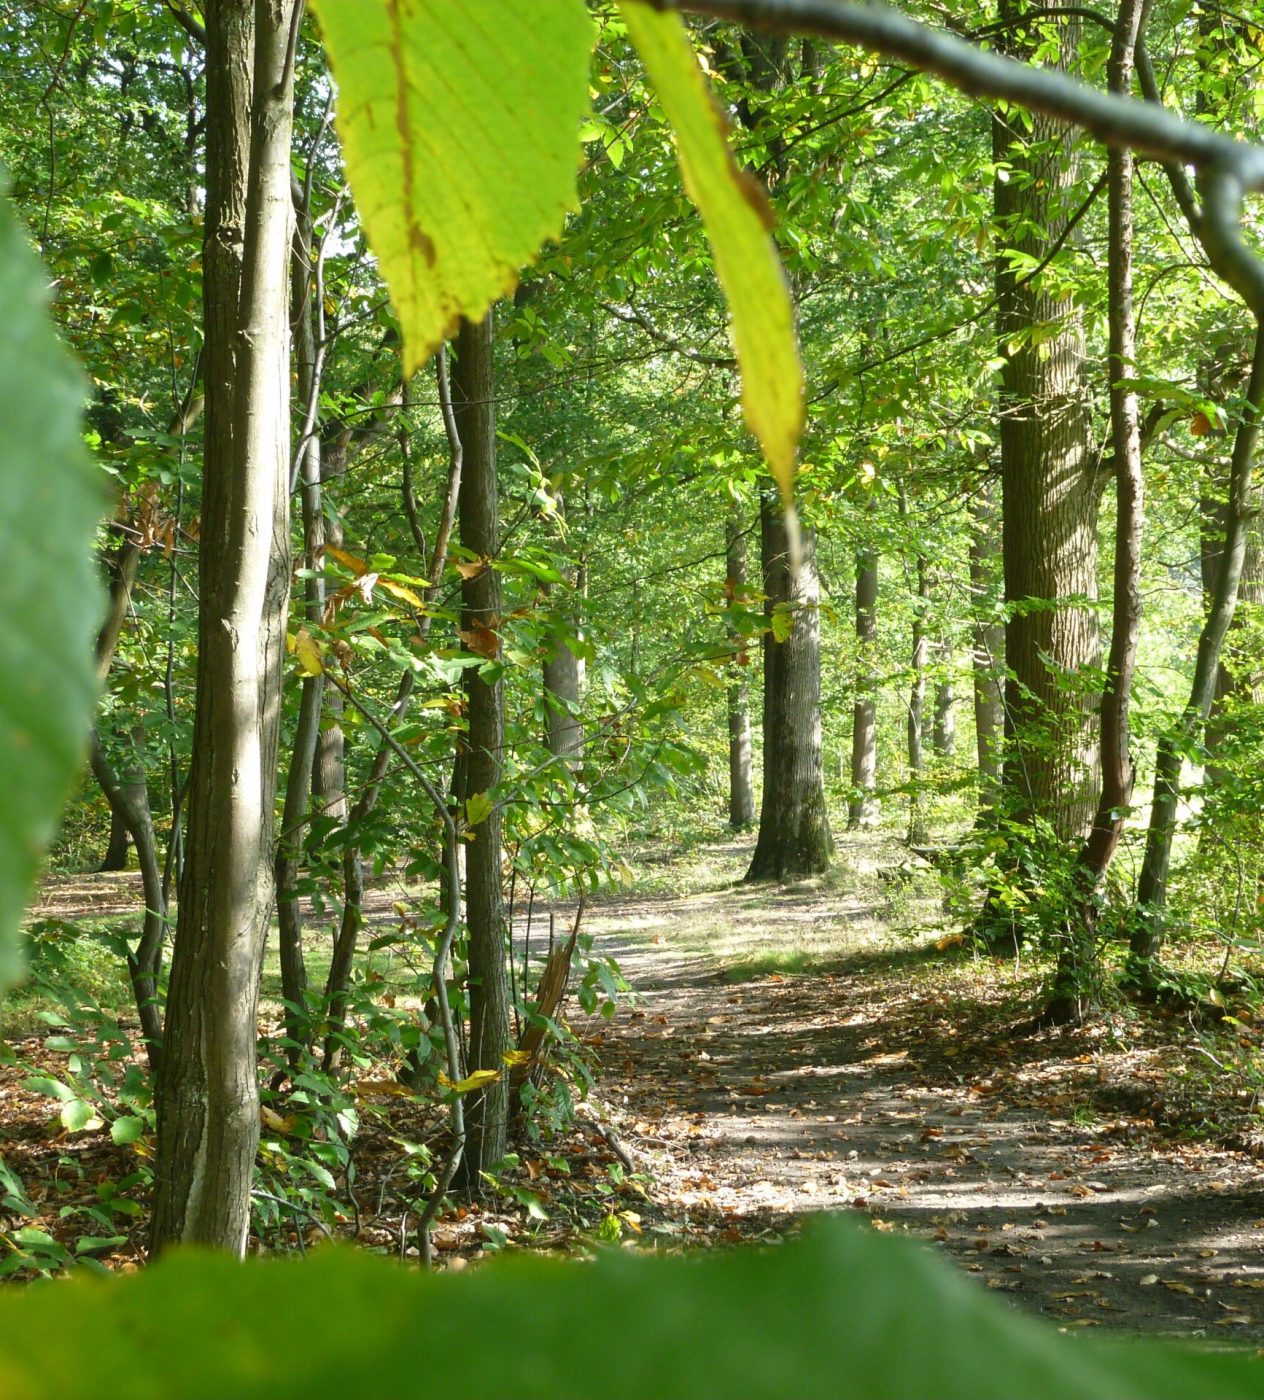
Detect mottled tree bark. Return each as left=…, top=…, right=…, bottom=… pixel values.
left=907, top=551, right=930, bottom=845
left=453, top=313, right=512, bottom=1184
left=150, top=0, right=298, bottom=1257
left=725, top=513, right=755, bottom=830
left=747, top=498, right=832, bottom=880
left=994, top=1, right=1100, bottom=843
left=1050, top=0, right=1149, bottom=1022
left=847, top=547, right=878, bottom=829
left=1131, top=328, right=1264, bottom=970
left=969, top=479, right=1005, bottom=815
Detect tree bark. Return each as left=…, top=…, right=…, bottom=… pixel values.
left=541, top=495, right=584, bottom=768
left=274, top=191, right=325, bottom=1060
left=150, top=0, right=298, bottom=1257
left=932, top=661, right=955, bottom=760
left=994, top=0, right=1101, bottom=844
left=1130, top=326, right=1264, bottom=970
left=725, top=513, right=756, bottom=830
left=746, top=497, right=832, bottom=880
left=907, top=549, right=930, bottom=845
left=847, top=546, right=878, bottom=829
left=969, top=478, right=1005, bottom=814
left=1050, top=0, right=1149, bottom=1022
left=453, top=312, right=512, bottom=1184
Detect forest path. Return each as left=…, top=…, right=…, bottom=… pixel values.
left=580, top=832, right=1264, bottom=1345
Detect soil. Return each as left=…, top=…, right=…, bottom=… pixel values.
left=579, top=835, right=1264, bottom=1345
left=8, top=832, right=1264, bottom=1346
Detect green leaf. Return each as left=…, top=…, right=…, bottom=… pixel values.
left=618, top=3, right=804, bottom=506
left=0, top=181, right=103, bottom=994
left=59, top=1098, right=99, bottom=1133
left=310, top=0, right=594, bottom=374
left=465, top=792, right=494, bottom=828
left=110, top=1116, right=145, bottom=1146
left=0, top=1220, right=1260, bottom=1396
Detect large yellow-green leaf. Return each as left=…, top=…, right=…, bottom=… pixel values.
left=619, top=3, right=804, bottom=504
left=311, top=0, right=594, bottom=374
left=0, top=1219, right=1259, bottom=1397
left=0, top=182, right=102, bottom=994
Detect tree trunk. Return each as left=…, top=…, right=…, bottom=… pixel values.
left=932, top=660, right=955, bottom=760
left=1050, top=0, right=1148, bottom=1022
left=907, top=550, right=929, bottom=845
left=274, top=195, right=326, bottom=1060
left=994, top=1, right=1100, bottom=843
left=541, top=495, right=584, bottom=768
left=969, top=478, right=1005, bottom=814
left=453, top=312, right=512, bottom=1184
left=1130, top=327, right=1264, bottom=970
left=150, top=0, right=297, bottom=1257
left=725, top=513, right=755, bottom=830
left=847, top=547, right=878, bottom=829
left=746, top=497, right=832, bottom=881
left=88, top=735, right=165, bottom=1068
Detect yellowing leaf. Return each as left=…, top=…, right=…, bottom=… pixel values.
left=438, top=1068, right=502, bottom=1094
left=619, top=3, right=803, bottom=505
left=501, top=1049, right=531, bottom=1067
left=453, top=558, right=486, bottom=580
left=465, top=792, right=494, bottom=827
left=323, top=543, right=368, bottom=577
left=311, top=0, right=593, bottom=373
left=378, top=577, right=425, bottom=608
left=294, top=629, right=325, bottom=677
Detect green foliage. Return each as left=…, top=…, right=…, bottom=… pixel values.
left=0, top=183, right=102, bottom=993
left=310, top=0, right=594, bottom=372
left=619, top=3, right=804, bottom=503
left=0, top=1219, right=1260, bottom=1397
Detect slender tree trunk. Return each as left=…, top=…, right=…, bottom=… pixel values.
left=1130, top=327, right=1264, bottom=970
left=907, top=550, right=930, bottom=845
left=274, top=196, right=326, bottom=1059
left=1050, top=0, right=1149, bottom=1021
left=847, top=547, right=878, bottom=829
left=541, top=496, right=584, bottom=768
left=969, top=478, right=1005, bottom=814
left=321, top=353, right=461, bottom=1072
left=1202, top=485, right=1264, bottom=770
left=725, top=513, right=755, bottom=830
left=994, top=1, right=1100, bottom=843
left=932, top=658, right=955, bottom=760
left=746, top=497, right=832, bottom=880
left=88, top=735, right=165, bottom=1068
left=150, top=0, right=298, bottom=1257
left=453, top=312, right=512, bottom=1184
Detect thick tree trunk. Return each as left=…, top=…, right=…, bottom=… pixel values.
left=725, top=514, right=755, bottom=830
left=994, top=1, right=1100, bottom=843
left=1050, top=0, right=1148, bottom=1022
left=969, top=478, right=1005, bottom=814
left=847, top=548, right=878, bottom=829
left=453, top=313, right=512, bottom=1184
left=150, top=0, right=297, bottom=1257
left=746, top=497, right=832, bottom=881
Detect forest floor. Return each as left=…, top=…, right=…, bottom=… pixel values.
left=7, top=829, right=1264, bottom=1347
left=575, top=831, right=1264, bottom=1346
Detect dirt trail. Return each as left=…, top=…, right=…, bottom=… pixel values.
left=581, top=837, right=1264, bottom=1344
